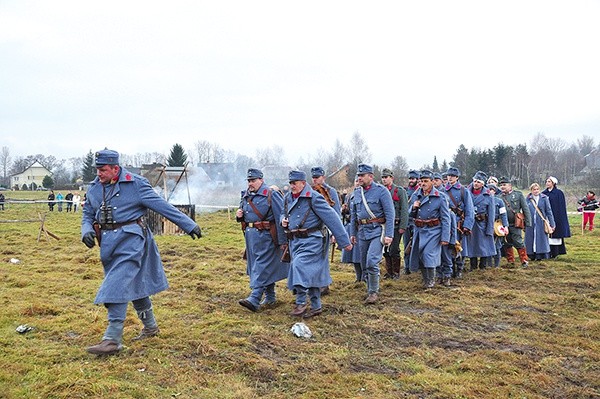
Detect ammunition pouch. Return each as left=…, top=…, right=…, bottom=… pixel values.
left=285, top=226, right=322, bottom=240
left=475, top=213, right=488, bottom=222
left=358, top=217, right=386, bottom=225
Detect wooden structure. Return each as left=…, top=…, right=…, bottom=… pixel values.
left=146, top=205, right=195, bottom=235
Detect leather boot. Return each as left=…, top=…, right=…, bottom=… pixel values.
left=86, top=340, right=122, bottom=355
left=383, top=255, right=393, bottom=279
left=505, top=246, right=515, bottom=265
left=391, top=257, right=401, bottom=279
left=364, top=273, right=379, bottom=304
left=517, top=247, right=529, bottom=268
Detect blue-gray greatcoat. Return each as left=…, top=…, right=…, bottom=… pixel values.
left=238, top=183, right=289, bottom=288
left=407, top=187, right=452, bottom=271
left=283, top=185, right=350, bottom=290
left=341, top=190, right=361, bottom=264
left=349, top=183, right=395, bottom=273
left=445, top=181, right=474, bottom=256
left=465, top=185, right=496, bottom=257
left=82, top=167, right=197, bottom=304
left=525, top=193, right=556, bottom=258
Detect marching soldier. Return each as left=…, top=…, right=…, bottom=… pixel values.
left=498, top=177, right=532, bottom=267
left=236, top=168, right=289, bottom=312
left=282, top=171, right=351, bottom=318
left=465, top=171, right=496, bottom=270
left=349, top=164, right=395, bottom=304
left=487, top=184, right=509, bottom=268
left=432, top=172, right=457, bottom=286
left=381, top=168, right=409, bottom=279
left=311, top=166, right=341, bottom=295
left=403, top=170, right=420, bottom=274
left=444, top=167, right=474, bottom=278
left=407, top=170, right=452, bottom=289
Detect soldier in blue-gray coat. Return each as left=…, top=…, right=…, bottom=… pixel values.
left=81, top=149, right=202, bottom=355
left=349, top=164, right=395, bottom=304
left=282, top=170, right=352, bottom=318
left=487, top=184, right=509, bottom=268
left=236, top=168, right=289, bottom=312
left=444, top=167, right=474, bottom=278
left=466, top=171, right=496, bottom=270
left=408, top=170, right=452, bottom=288
left=432, top=172, right=457, bottom=286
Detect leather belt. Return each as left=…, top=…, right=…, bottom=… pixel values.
left=358, top=217, right=385, bottom=225
left=242, top=221, right=271, bottom=230
left=99, top=218, right=142, bottom=230
left=414, top=218, right=440, bottom=228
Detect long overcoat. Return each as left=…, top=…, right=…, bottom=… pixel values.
left=239, top=183, right=289, bottom=288
left=525, top=193, right=556, bottom=256
left=341, top=190, right=361, bottom=264
left=407, top=187, right=451, bottom=270
left=465, top=186, right=496, bottom=257
left=445, top=182, right=474, bottom=256
left=541, top=187, right=571, bottom=238
left=82, top=167, right=197, bottom=304
left=283, top=185, right=350, bottom=289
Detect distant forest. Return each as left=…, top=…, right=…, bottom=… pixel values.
left=2, top=132, right=599, bottom=191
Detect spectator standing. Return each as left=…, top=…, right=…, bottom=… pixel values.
left=56, top=192, right=64, bottom=212
left=47, top=190, right=55, bottom=211
left=542, top=176, right=571, bottom=258
left=73, top=192, right=81, bottom=212
left=578, top=191, right=598, bottom=231
left=65, top=191, right=74, bottom=212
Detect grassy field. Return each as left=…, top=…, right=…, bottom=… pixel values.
left=0, top=191, right=598, bottom=399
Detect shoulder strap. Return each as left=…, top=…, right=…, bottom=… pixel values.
left=360, top=187, right=377, bottom=219
left=247, top=189, right=272, bottom=221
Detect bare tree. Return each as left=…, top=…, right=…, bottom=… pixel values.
left=256, top=145, right=287, bottom=166
left=0, top=146, right=11, bottom=187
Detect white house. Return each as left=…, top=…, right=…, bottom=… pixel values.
left=11, top=160, right=52, bottom=190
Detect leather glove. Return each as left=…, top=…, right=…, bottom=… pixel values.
left=82, top=232, right=96, bottom=248
left=189, top=225, right=202, bottom=239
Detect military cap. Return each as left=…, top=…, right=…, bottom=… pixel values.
left=498, top=176, right=511, bottom=184
left=472, top=171, right=488, bottom=183
left=288, top=170, right=307, bottom=182
left=408, top=170, right=419, bottom=179
left=487, top=176, right=499, bottom=185
left=311, top=166, right=325, bottom=177
left=356, top=163, right=374, bottom=175
left=381, top=168, right=393, bottom=177
left=487, top=184, right=498, bottom=192
left=446, top=167, right=460, bottom=177
left=419, top=170, right=434, bottom=180
left=247, top=168, right=263, bottom=180
left=94, top=149, right=119, bottom=166
left=432, top=172, right=443, bottom=180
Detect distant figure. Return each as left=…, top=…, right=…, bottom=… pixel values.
left=65, top=191, right=74, bottom=212
left=0, top=192, right=5, bottom=210
left=578, top=191, right=598, bottom=231
left=56, top=192, right=64, bottom=212
left=72, top=192, right=81, bottom=212
left=47, top=190, right=55, bottom=211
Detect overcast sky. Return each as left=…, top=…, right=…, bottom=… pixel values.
left=1, top=0, right=599, bottom=170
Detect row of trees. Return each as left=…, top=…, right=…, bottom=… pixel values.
left=1, top=132, right=598, bottom=190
